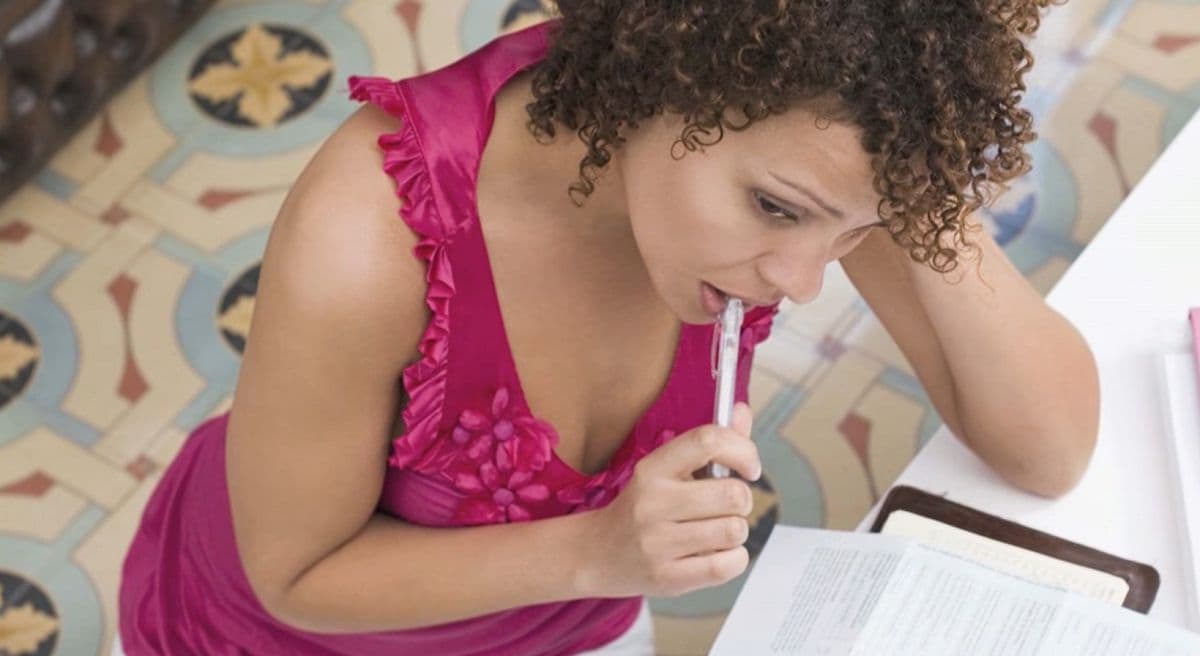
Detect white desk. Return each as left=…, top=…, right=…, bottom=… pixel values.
left=858, top=108, right=1200, bottom=630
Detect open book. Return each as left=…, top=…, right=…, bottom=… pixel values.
left=711, top=517, right=1197, bottom=654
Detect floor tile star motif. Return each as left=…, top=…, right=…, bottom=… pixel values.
left=188, top=23, right=333, bottom=128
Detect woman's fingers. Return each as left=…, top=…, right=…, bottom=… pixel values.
left=642, top=423, right=761, bottom=481
left=658, top=546, right=751, bottom=595
left=670, top=515, right=751, bottom=555
left=663, top=478, right=755, bottom=522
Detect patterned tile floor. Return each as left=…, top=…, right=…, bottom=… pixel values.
left=0, top=0, right=1197, bottom=654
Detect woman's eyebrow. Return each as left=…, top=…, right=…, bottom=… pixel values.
left=769, top=171, right=846, bottom=221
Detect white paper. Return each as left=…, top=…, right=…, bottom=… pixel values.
left=710, top=529, right=910, bottom=655
left=1038, top=593, right=1200, bottom=655
left=1160, top=352, right=1200, bottom=629
left=710, top=527, right=1200, bottom=655
left=850, top=541, right=1066, bottom=655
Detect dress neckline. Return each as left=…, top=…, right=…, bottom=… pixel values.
left=466, top=25, right=693, bottom=481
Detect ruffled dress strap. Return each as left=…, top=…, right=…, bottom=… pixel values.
left=345, top=21, right=555, bottom=476
left=734, top=302, right=782, bottom=385
left=742, top=302, right=782, bottom=349
left=347, top=75, right=455, bottom=472
left=347, top=76, right=461, bottom=240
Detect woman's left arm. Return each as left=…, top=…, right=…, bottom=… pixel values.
left=840, top=216, right=1099, bottom=498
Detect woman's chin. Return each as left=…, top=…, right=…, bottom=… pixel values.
left=647, top=277, right=719, bottom=325
left=670, top=297, right=719, bottom=326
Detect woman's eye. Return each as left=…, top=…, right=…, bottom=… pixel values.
left=755, top=192, right=799, bottom=221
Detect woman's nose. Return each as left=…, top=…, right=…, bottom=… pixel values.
left=762, top=258, right=825, bottom=305
left=787, top=268, right=825, bottom=305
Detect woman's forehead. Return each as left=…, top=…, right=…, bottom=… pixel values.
left=734, top=113, right=872, bottom=179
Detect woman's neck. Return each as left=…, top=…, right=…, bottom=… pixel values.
left=486, top=73, right=633, bottom=243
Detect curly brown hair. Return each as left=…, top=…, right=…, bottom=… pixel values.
left=525, top=0, right=1055, bottom=273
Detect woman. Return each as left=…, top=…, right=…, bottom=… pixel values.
left=118, top=1, right=1099, bottom=654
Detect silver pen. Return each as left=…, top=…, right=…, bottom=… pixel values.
left=704, top=298, right=743, bottom=478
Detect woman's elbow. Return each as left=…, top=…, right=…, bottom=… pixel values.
left=1003, top=424, right=1098, bottom=499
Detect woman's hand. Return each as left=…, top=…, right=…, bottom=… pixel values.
left=575, top=403, right=761, bottom=598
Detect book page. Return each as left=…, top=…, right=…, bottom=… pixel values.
left=710, top=528, right=911, bottom=655
left=849, top=541, right=1068, bottom=655
left=880, top=509, right=1130, bottom=604
left=1038, top=592, right=1200, bottom=655
left=710, top=526, right=1200, bottom=655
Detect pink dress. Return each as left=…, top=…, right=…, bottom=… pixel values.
left=118, top=21, right=779, bottom=655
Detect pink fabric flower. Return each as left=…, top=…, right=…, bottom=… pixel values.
left=453, top=462, right=551, bottom=523
left=450, top=387, right=554, bottom=470
left=447, top=386, right=559, bottom=523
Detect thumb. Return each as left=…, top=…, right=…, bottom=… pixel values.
left=730, top=402, right=753, bottom=438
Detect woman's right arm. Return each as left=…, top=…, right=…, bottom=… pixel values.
left=226, top=104, right=604, bottom=633
left=226, top=104, right=762, bottom=635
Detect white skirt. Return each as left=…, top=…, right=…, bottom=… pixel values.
left=576, top=598, right=656, bottom=656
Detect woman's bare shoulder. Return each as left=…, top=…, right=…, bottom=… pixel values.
left=263, top=104, right=429, bottom=341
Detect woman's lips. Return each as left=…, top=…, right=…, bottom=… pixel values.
left=701, top=283, right=779, bottom=315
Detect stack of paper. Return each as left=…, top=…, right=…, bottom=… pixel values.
left=710, top=527, right=1200, bottom=655
left=1160, top=350, right=1200, bottom=629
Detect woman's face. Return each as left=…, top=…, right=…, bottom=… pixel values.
left=615, top=107, right=886, bottom=325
